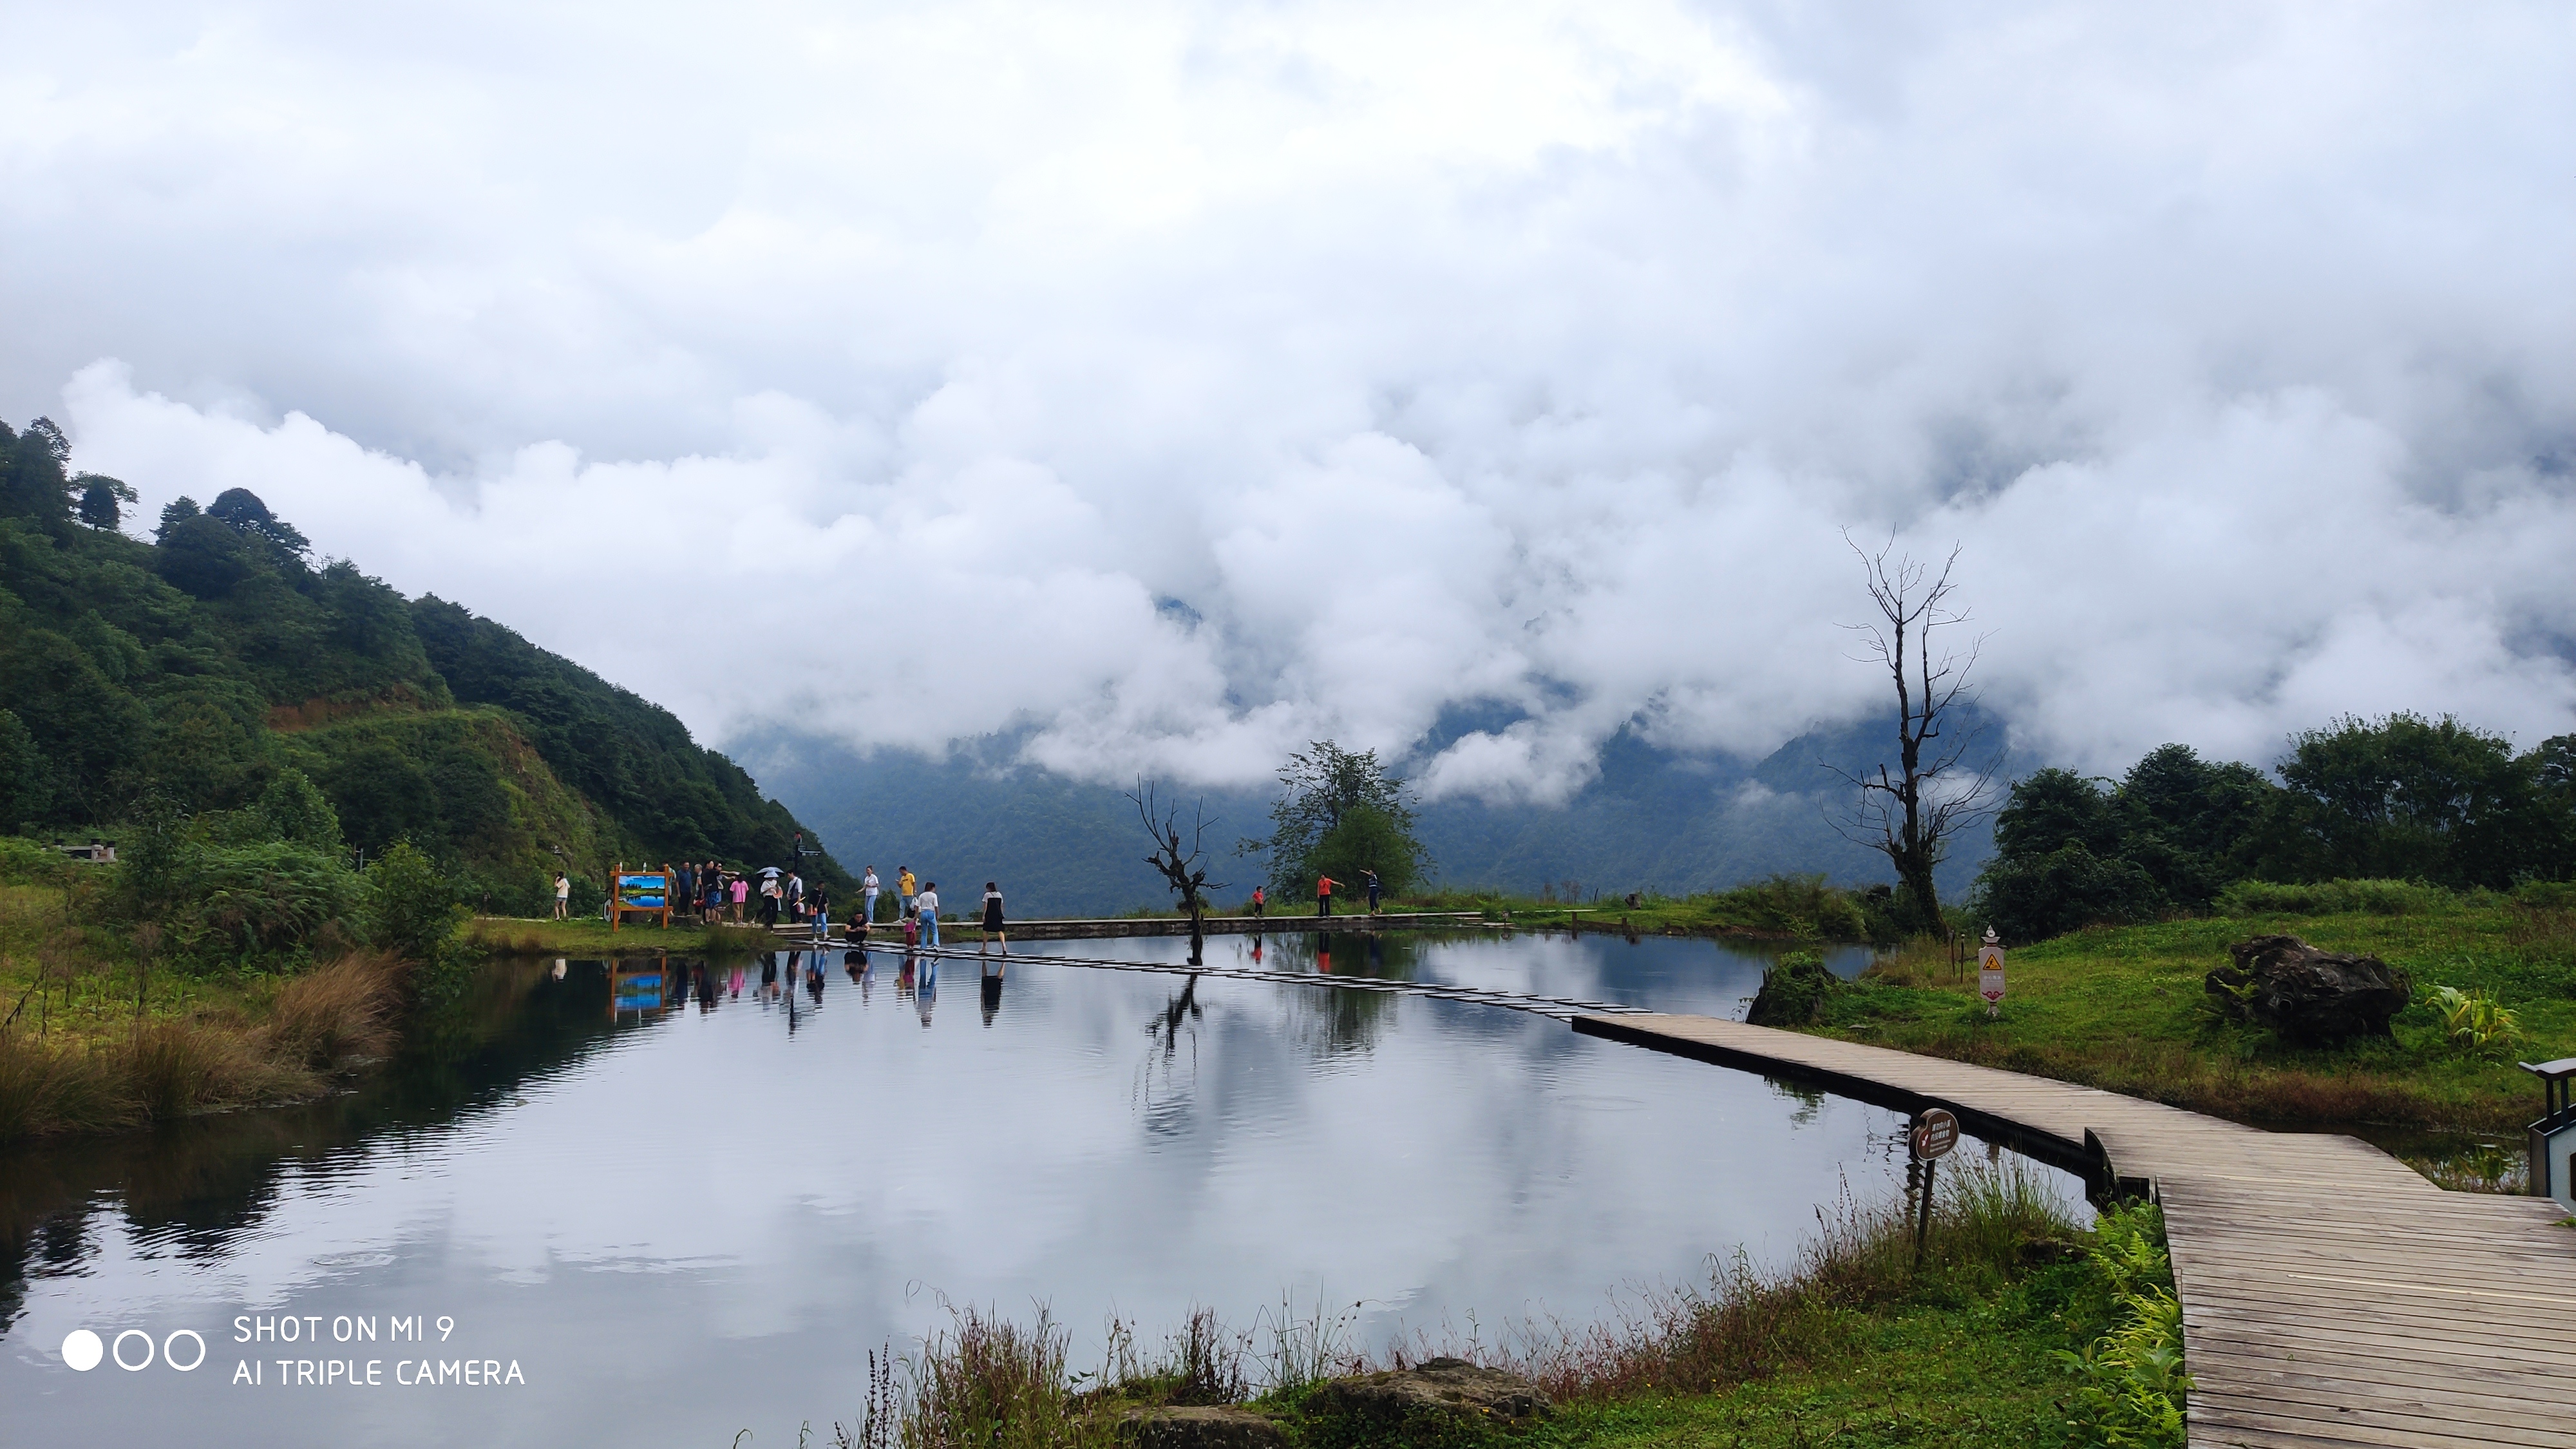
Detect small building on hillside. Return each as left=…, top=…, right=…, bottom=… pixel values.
left=56, top=841, right=117, bottom=864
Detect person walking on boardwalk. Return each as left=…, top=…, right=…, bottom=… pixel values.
left=898, top=867, right=917, bottom=922
left=1363, top=868, right=1381, bottom=914
left=862, top=867, right=880, bottom=934
left=553, top=871, right=570, bottom=920
left=915, top=882, right=941, bottom=947
left=810, top=884, right=831, bottom=943
left=980, top=881, right=1007, bottom=957
left=1316, top=874, right=1340, bottom=917
left=1251, top=885, right=1265, bottom=920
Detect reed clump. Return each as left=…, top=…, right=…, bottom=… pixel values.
left=0, top=1035, right=140, bottom=1139
left=124, top=1021, right=310, bottom=1121
left=259, top=949, right=410, bottom=1070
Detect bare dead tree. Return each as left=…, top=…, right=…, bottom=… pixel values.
left=1130, top=780, right=1225, bottom=965
left=1825, top=535, right=2001, bottom=933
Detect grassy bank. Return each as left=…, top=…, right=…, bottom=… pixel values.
left=1810, top=886, right=2575, bottom=1137
left=786, top=1164, right=2184, bottom=1449
left=1, top=880, right=412, bottom=1141
left=463, top=914, right=782, bottom=958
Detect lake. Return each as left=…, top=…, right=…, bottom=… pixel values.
left=1, top=930, right=2086, bottom=1446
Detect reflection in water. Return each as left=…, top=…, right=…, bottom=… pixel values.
left=980, top=960, right=1005, bottom=1027
left=1, top=933, right=2085, bottom=1449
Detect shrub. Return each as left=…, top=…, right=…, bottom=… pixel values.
left=165, top=840, right=367, bottom=970
left=365, top=842, right=471, bottom=1003
left=2055, top=1202, right=2190, bottom=1449
left=1698, top=875, right=1875, bottom=940
left=1973, top=845, right=2165, bottom=943
left=0, top=834, right=70, bottom=886
left=2215, top=878, right=2452, bottom=917
left=2422, top=983, right=2524, bottom=1056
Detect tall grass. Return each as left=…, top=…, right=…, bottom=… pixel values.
left=1479, top=1157, right=2082, bottom=1401
left=0, top=1036, right=140, bottom=1139
left=0, top=949, right=415, bottom=1141
left=260, top=949, right=409, bottom=1069
left=125, top=1021, right=308, bottom=1120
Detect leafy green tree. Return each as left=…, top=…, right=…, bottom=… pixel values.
left=1253, top=741, right=1428, bottom=897
left=1973, top=843, right=2165, bottom=944
left=0, top=627, right=149, bottom=820
left=256, top=767, right=345, bottom=851
left=206, top=488, right=312, bottom=560
left=2271, top=714, right=2550, bottom=889
left=74, top=473, right=137, bottom=531
left=366, top=841, right=469, bottom=998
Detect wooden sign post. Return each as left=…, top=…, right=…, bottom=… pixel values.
left=609, top=864, right=676, bottom=932
left=1909, top=1106, right=1960, bottom=1266
left=1977, top=927, right=2005, bottom=1019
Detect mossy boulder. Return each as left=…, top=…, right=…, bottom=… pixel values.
left=1747, top=950, right=1839, bottom=1027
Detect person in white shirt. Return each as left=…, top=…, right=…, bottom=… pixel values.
left=553, top=873, right=570, bottom=920
left=914, top=884, right=940, bottom=948
left=862, top=867, right=880, bottom=934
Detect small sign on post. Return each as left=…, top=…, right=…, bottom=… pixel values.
left=1908, top=1107, right=1960, bottom=1266
left=1977, top=927, right=2005, bottom=1018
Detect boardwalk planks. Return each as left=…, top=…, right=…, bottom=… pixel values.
left=1573, top=1012, right=2576, bottom=1449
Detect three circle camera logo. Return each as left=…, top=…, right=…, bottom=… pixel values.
left=59, top=1326, right=207, bottom=1373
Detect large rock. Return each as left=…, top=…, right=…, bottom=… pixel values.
left=1122, top=1405, right=1289, bottom=1449
left=1309, top=1358, right=1550, bottom=1432
left=1745, top=952, right=1837, bottom=1027
left=2206, top=934, right=2411, bottom=1045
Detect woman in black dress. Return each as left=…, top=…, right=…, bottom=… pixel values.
left=980, top=881, right=1007, bottom=958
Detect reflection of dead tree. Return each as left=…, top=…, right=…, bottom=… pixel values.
left=1156, top=974, right=1202, bottom=1061
left=1130, top=780, right=1224, bottom=965
left=1826, top=535, right=2000, bottom=933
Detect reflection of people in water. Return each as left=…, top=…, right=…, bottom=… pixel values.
left=916, top=964, right=937, bottom=1027
left=806, top=960, right=825, bottom=1003
left=1249, top=934, right=1264, bottom=966
left=980, top=968, right=1004, bottom=1027
left=1316, top=934, right=1333, bottom=973
left=846, top=948, right=867, bottom=989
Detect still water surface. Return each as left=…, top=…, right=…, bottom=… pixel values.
left=2, top=931, right=2081, bottom=1446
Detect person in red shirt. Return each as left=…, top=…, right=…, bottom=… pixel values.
left=1251, top=885, right=1265, bottom=920
left=1316, top=875, right=1340, bottom=917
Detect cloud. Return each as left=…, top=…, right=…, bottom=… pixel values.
left=13, top=1, right=2576, bottom=799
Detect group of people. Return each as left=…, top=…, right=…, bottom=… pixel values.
left=854, top=866, right=1011, bottom=956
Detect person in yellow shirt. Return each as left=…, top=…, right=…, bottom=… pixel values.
left=898, top=867, right=918, bottom=921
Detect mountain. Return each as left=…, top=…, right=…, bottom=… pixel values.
left=734, top=715, right=1999, bottom=919
left=0, top=416, right=846, bottom=910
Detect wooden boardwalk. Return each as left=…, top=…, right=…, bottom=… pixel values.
left=1573, top=1012, right=2576, bottom=1449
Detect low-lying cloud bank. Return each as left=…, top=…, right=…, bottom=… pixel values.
left=15, top=2, right=2574, bottom=799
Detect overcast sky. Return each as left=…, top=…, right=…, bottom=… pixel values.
left=6, top=1, right=2571, bottom=800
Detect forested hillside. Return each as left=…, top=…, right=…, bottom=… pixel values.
left=0, top=416, right=843, bottom=911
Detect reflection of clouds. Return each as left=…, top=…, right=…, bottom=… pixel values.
left=3, top=937, right=2085, bottom=1448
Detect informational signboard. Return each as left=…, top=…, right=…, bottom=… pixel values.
left=1911, top=1108, right=1960, bottom=1161
left=611, top=867, right=674, bottom=931
left=1977, top=929, right=2005, bottom=1018
left=2536, top=1118, right=2576, bottom=1215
